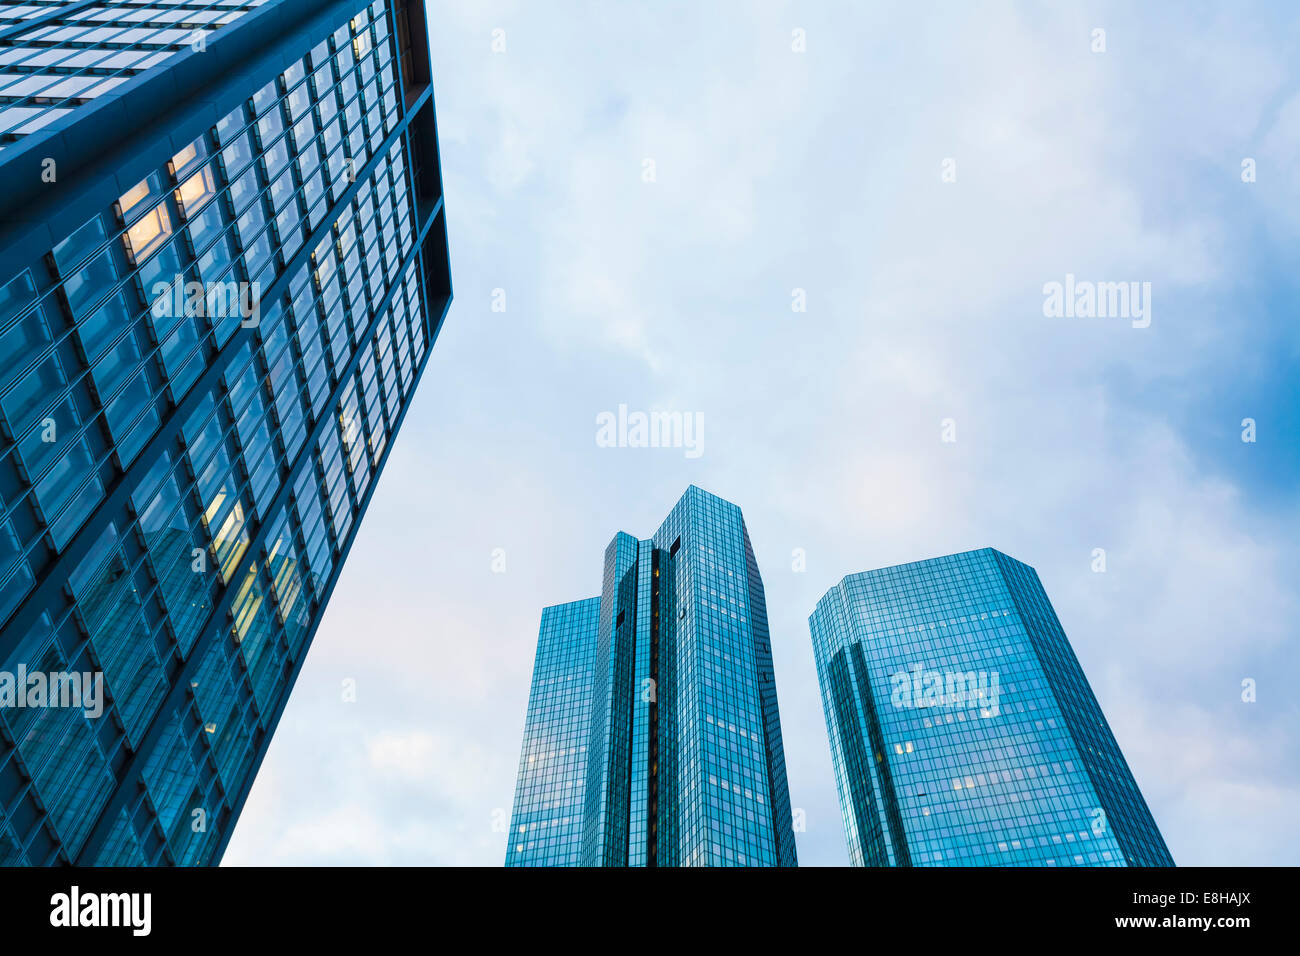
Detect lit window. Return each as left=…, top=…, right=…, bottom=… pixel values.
left=203, top=485, right=229, bottom=526
left=215, top=502, right=250, bottom=581
left=233, top=563, right=264, bottom=641
left=175, top=166, right=216, bottom=217
left=117, top=178, right=152, bottom=220
left=170, top=137, right=206, bottom=177
left=123, top=203, right=172, bottom=265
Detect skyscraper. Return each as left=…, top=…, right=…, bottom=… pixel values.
left=809, top=548, right=1173, bottom=867
left=0, top=0, right=450, bottom=865
left=506, top=486, right=798, bottom=867
left=503, top=598, right=598, bottom=868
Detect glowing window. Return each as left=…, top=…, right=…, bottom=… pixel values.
left=124, top=203, right=172, bottom=265
left=175, top=166, right=216, bottom=217
left=117, top=179, right=152, bottom=219
left=170, top=137, right=207, bottom=178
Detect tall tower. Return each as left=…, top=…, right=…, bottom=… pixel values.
left=504, top=599, right=599, bottom=868
left=0, top=0, right=450, bottom=864
left=809, top=548, right=1174, bottom=867
left=507, top=486, right=798, bottom=867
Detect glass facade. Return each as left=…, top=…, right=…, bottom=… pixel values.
left=506, top=486, right=798, bottom=867
left=0, top=1, right=267, bottom=149
left=0, top=0, right=450, bottom=865
left=504, top=598, right=599, bottom=868
left=809, top=548, right=1174, bottom=867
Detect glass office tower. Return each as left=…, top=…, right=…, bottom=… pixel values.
left=504, top=598, right=599, bottom=868
left=506, top=486, right=798, bottom=867
left=810, top=549, right=1173, bottom=867
left=0, top=0, right=450, bottom=865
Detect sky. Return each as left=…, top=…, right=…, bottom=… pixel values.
left=224, top=0, right=1300, bottom=866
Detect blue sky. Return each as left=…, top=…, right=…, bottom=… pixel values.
left=224, top=0, right=1300, bottom=866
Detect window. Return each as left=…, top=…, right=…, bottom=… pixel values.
left=185, top=201, right=225, bottom=255
left=251, top=79, right=278, bottom=116
left=220, top=131, right=255, bottom=176
left=159, top=318, right=202, bottom=386
left=104, top=373, right=158, bottom=466
left=262, top=138, right=290, bottom=178
left=90, top=331, right=141, bottom=398
left=1, top=353, right=65, bottom=433
left=124, top=202, right=172, bottom=264
left=38, top=438, right=103, bottom=549
left=276, top=207, right=302, bottom=258
left=242, top=230, right=274, bottom=278
left=196, top=233, right=235, bottom=283
left=292, top=114, right=317, bottom=155
left=229, top=167, right=260, bottom=214
left=51, top=217, right=107, bottom=275
left=60, top=251, right=119, bottom=318
left=0, top=271, right=37, bottom=328
left=175, top=166, right=217, bottom=218
left=216, top=104, right=248, bottom=144
left=257, top=108, right=283, bottom=145
left=213, top=499, right=250, bottom=582
left=18, top=396, right=81, bottom=479
left=116, top=172, right=164, bottom=224
left=268, top=168, right=295, bottom=211
left=170, top=137, right=208, bottom=179
left=138, top=243, right=183, bottom=320
left=286, top=81, right=311, bottom=122
left=0, top=302, right=50, bottom=390
left=0, top=513, right=35, bottom=625
left=283, top=58, right=306, bottom=90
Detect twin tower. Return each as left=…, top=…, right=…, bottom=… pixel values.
left=505, top=486, right=1174, bottom=868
